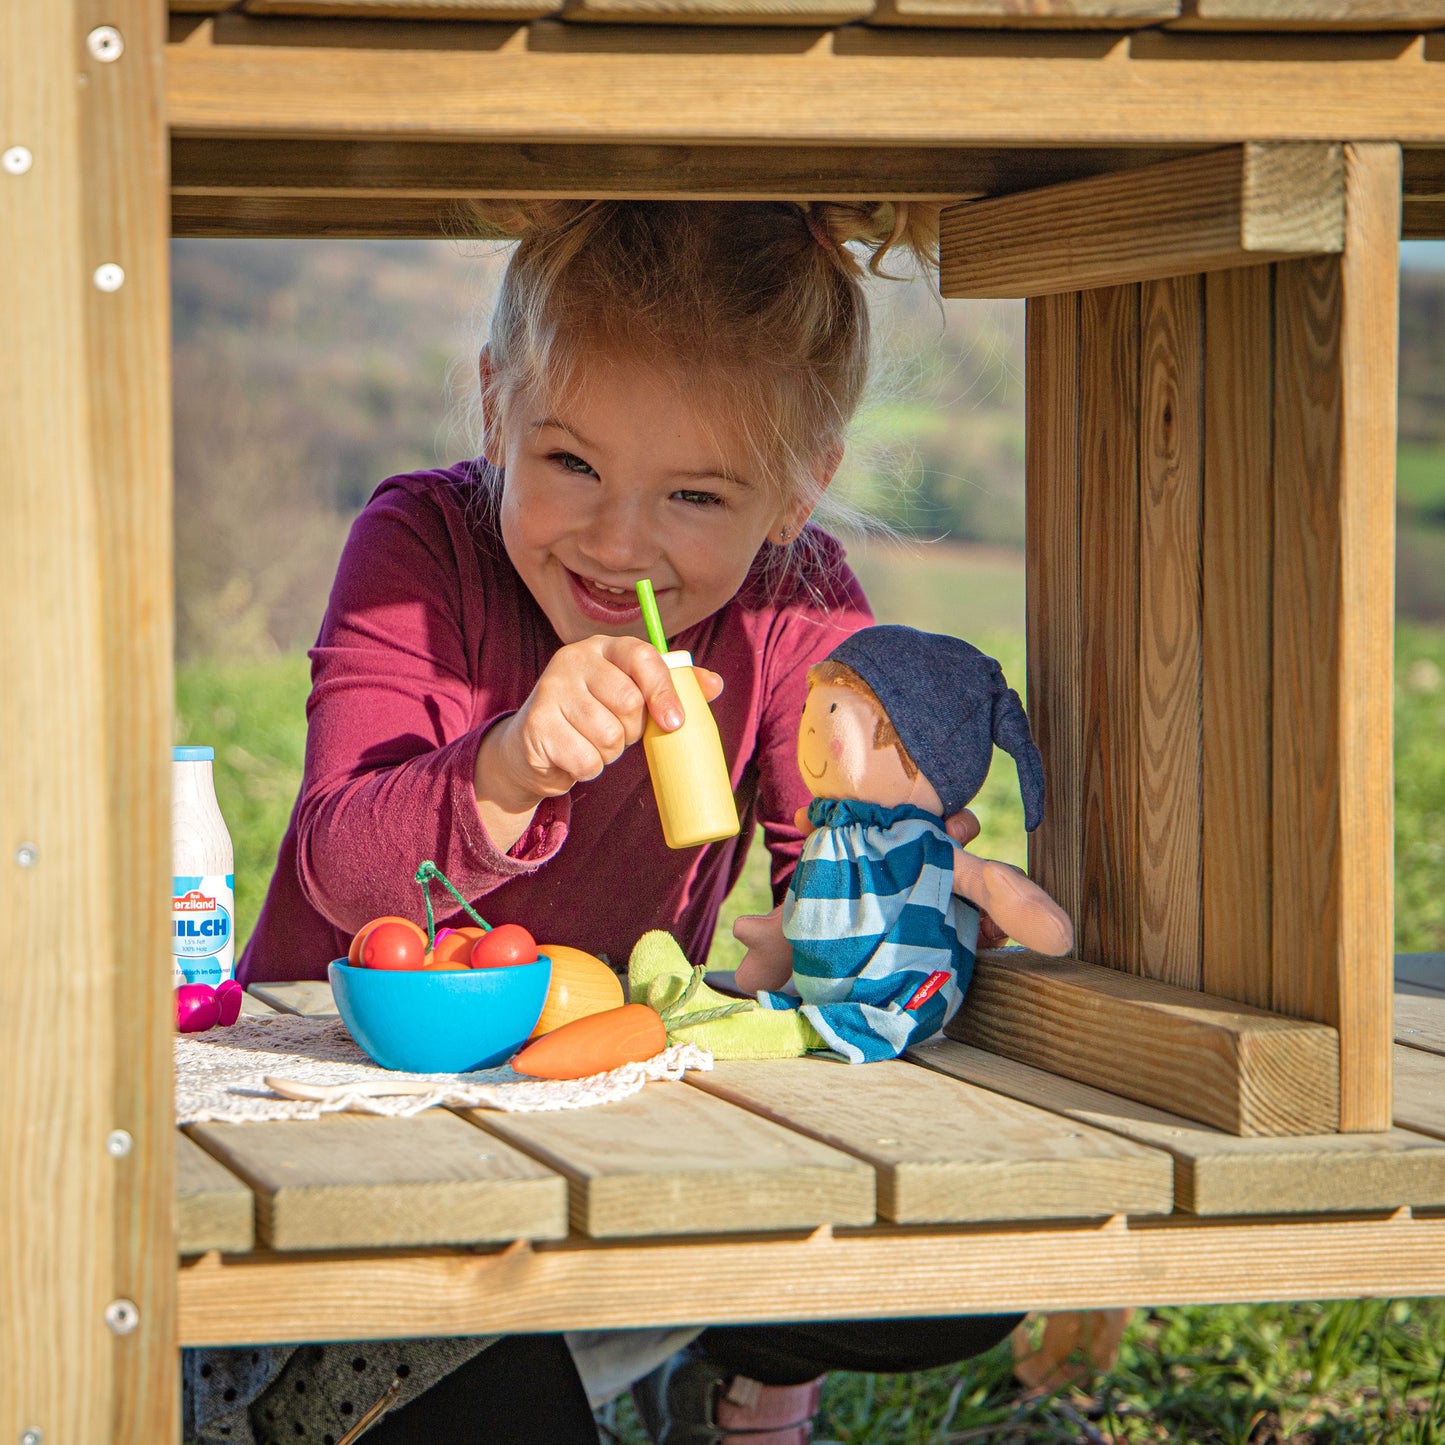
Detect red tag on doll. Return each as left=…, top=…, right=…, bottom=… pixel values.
left=904, top=971, right=951, bottom=1011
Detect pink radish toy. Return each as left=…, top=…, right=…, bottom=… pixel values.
left=175, top=978, right=244, bottom=1033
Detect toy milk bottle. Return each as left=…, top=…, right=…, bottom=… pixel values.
left=172, top=745, right=235, bottom=987
left=637, top=581, right=740, bottom=850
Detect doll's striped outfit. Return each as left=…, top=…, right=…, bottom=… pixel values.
left=759, top=797, right=979, bottom=1062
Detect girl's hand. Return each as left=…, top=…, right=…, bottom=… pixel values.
left=475, top=636, right=722, bottom=838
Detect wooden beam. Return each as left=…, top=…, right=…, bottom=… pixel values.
left=940, top=145, right=1343, bottom=299
left=178, top=1210, right=1445, bottom=1344
left=560, top=0, right=873, bottom=24
left=914, top=1039, right=1445, bottom=1216
left=1077, top=283, right=1141, bottom=973
left=1024, top=291, right=1084, bottom=924
left=944, top=950, right=1340, bottom=1135
left=468, top=1085, right=876, bottom=1237
left=686, top=1058, right=1173, bottom=1223
left=1173, top=1, right=1445, bottom=27
left=177, top=1134, right=256, bottom=1257
left=163, top=21, right=1445, bottom=146
left=873, top=0, right=1178, bottom=26
left=1200, top=265, right=1274, bottom=1006
left=1270, top=144, right=1398, bottom=1131
left=185, top=1114, right=569, bottom=1250
left=1137, top=273, right=1204, bottom=986
left=3, top=3, right=175, bottom=1443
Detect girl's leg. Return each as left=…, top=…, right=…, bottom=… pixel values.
left=695, top=1312, right=1024, bottom=1384
left=634, top=1315, right=1022, bottom=1444
left=367, top=1333, right=600, bottom=1445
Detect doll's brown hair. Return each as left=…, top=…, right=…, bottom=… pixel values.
left=463, top=199, right=937, bottom=590
left=807, top=659, right=920, bottom=780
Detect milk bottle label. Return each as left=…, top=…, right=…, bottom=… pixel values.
left=172, top=873, right=236, bottom=986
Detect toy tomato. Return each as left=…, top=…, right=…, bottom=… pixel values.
left=470, top=923, right=538, bottom=970
left=347, top=915, right=425, bottom=967
left=361, top=920, right=428, bottom=971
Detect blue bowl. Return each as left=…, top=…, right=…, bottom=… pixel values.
left=328, top=956, right=552, bottom=1073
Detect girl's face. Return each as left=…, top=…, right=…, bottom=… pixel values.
left=487, top=354, right=823, bottom=646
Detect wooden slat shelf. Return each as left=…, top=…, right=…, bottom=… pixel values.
left=163, top=18, right=1445, bottom=147
left=178, top=961, right=1445, bottom=1268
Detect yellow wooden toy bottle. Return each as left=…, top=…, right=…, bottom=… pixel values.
left=643, top=649, right=740, bottom=849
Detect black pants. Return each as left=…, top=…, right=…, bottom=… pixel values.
left=366, top=1313, right=1023, bottom=1444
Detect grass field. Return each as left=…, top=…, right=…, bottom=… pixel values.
left=177, top=543, right=1445, bottom=1444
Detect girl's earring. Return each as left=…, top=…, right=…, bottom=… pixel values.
left=777, top=525, right=792, bottom=544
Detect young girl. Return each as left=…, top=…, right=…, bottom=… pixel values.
left=199, top=200, right=1020, bottom=1445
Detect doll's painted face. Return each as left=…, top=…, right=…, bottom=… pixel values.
left=797, top=682, right=943, bottom=812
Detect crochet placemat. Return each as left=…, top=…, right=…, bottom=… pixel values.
left=175, top=1013, right=712, bottom=1123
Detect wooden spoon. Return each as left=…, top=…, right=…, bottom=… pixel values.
left=263, top=1074, right=446, bottom=1102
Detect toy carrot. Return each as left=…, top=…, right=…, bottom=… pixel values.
left=510, top=966, right=747, bottom=1079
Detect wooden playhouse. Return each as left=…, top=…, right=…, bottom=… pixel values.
left=7, top=1, right=1445, bottom=1439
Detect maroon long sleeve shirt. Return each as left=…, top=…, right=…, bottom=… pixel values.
left=238, top=464, right=873, bottom=984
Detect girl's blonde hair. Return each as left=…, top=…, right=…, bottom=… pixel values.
left=464, top=200, right=937, bottom=589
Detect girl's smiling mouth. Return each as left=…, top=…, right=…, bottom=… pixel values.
left=565, top=567, right=645, bottom=626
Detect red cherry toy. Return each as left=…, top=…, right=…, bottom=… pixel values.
left=361, top=920, right=428, bottom=971
left=469, top=923, right=539, bottom=970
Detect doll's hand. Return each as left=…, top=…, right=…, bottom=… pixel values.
left=733, top=906, right=795, bottom=994
left=793, top=805, right=815, bottom=837
left=955, top=855, right=1073, bottom=957
left=944, top=807, right=981, bottom=849
left=479, top=635, right=721, bottom=810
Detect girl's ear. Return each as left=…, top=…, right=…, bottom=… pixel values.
left=774, top=441, right=843, bottom=544
left=478, top=346, right=501, bottom=465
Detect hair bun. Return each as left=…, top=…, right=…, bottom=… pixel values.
left=803, top=202, right=940, bottom=278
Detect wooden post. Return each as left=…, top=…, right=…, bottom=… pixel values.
left=1, top=3, right=176, bottom=1441
left=1018, top=143, right=1397, bottom=1130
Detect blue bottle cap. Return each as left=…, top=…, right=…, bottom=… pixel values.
left=173, top=745, right=215, bottom=762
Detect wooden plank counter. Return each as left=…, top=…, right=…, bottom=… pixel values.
left=175, top=956, right=1445, bottom=1343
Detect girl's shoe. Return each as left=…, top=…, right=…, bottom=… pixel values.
left=631, top=1348, right=822, bottom=1445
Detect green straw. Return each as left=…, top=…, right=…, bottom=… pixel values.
left=636, top=579, right=667, bottom=653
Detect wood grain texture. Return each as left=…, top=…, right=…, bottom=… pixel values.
left=4, top=4, right=137, bottom=1440
left=912, top=1039, right=1445, bottom=1215
left=80, top=4, right=181, bottom=1434
left=1078, top=284, right=1140, bottom=973
left=185, top=1114, right=568, bottom=1250
left=1173, top=1, right=1445, bottom=27
left=874, top=0, right=1178, bottom=26
left=687, top=1058, right=1172, bottom=1222
left=248, top=980, right=340, bottom=1014
left=1404, top=198, right=1445, bottom=240
left=1393, top=1043, right=1445, bottom=1142
left=940, top=146, right=1342, bottom=299
left=1397, top=988, right=1445, bottom=1060
left=1270, top=145, right=1398, bottom=1132
left=245, top=0, right=555, bottom=15
left=1137, top=274, right=1204, bottom=986
left=162, top=24, right=1445, bottom=146
left=178, top=1211, right=1445, bottom=1344
left=945, top=951, right=1340, bottom=1135
left=1201, top=265, right=1274, bottom=1006
left=563, top=0, right=871, bottom=23
left=1024, top=292, right=1084, bottom=927
left=469, top=1085, right=875, bottom=1237
left=168, top=137, right=1205, bottom=206
left=177, top=1133, right=255, bottom=1256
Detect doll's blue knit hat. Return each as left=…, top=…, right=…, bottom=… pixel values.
left=825, top=625, right=1046, bottom=829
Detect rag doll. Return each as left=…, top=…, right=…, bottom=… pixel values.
left=730, top=624, right=1073, bottom=1063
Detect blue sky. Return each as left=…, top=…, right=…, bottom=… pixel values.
left=1402, top=241, right=1445, bottom=270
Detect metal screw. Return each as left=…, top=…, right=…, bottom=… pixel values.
left=20, top=1430, right=43, bottom=1445
left=107, top=1129, right=133, bottom=1159
left=15, top=843, right=37, bottom=868
left=86, top=26, right=124, bottom=62
left=3, top=146, right=32, bottom=176
left=93, top=263, right=125, bottom=293
left=104, top=1299, right=140, bottom=1335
